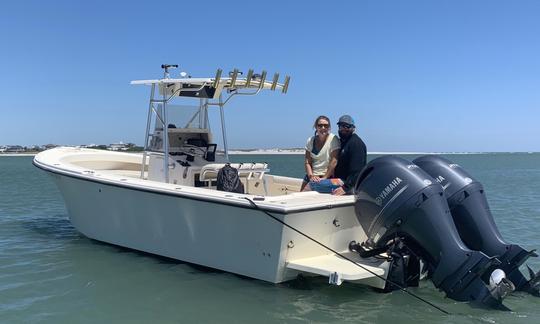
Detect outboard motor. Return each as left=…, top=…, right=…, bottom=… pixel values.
left=353, top=156, right=514, bottom=308
left=413, top=155, right=540, bottom=296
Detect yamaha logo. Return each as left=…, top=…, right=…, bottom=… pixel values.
left=375, top=177, right=403, bottom=206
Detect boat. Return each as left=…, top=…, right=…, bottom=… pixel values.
left=34, top=65, right=539, bottom=310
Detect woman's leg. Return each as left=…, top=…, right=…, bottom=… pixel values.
left=301, top=182, right=312, bottom=191
left=300, top=174, right=310, bottom=191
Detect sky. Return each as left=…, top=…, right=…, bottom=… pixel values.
left=1, top=0, right=539, bottom=152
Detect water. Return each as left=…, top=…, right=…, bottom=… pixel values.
left=1, top=154, right=540, bottom=323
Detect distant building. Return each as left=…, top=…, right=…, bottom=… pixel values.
left=80, top=144, right=99, bottom=148
left=108, top=142, right=130, bottom=151
left=43, top=144, right=59, bottom=150
left=5, top=145, right=25, bottom=153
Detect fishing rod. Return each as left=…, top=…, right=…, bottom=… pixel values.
left=244, top=197, right=451, bottom=315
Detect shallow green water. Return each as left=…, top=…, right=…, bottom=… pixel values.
left=1, top=154, right=540, bottom=323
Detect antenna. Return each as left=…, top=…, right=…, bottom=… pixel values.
left=161, top=64, right=178, bottom=79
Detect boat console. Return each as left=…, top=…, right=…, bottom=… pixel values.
left=132, top=65, right=295, bottom=195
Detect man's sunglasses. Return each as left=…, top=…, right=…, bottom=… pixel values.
left=317, top=124, right=330, bottom=128
left=338, top=123, right=354, bottom=129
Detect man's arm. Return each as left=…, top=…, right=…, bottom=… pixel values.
left=342, top=172, right=363, bottom=194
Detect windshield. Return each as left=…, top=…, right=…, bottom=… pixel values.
left=154, top=104, right=209, bottom=130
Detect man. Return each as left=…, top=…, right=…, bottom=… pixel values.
left=332, top=115, right=367, bottom=196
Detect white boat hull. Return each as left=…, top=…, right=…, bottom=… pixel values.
left=35, top=148, right=389, bottom=286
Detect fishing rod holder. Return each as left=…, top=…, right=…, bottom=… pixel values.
left=212, top=68, right=290, bottom=94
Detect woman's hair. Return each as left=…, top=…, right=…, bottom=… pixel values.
left=313, top=115, right=331, bottom=129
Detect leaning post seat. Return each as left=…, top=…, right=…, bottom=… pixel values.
left=200, top=163, right=269, bottom=194
left=200, top=163, right=269, bottom=181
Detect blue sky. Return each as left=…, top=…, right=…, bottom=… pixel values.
left=1, top=1, right=539, bottom=152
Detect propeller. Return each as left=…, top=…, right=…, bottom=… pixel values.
left=525, top=264, right=540, bottom=297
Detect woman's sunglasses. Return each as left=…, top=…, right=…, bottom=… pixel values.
left=317, top=124, right=330, bottom=128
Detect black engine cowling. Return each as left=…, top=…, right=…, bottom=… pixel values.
left=353, top=156, right=514, bottom=308
left=413, top=155, right=539, bottom=296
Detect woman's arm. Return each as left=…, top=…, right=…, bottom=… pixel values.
left=323, top=149, right=339, bottom=179
left=305, top=150, right=314, bottom=178
left=304, top=150, right=321, bottom=182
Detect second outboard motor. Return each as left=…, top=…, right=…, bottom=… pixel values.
left=353, top=156, right=514, bottom=308
left=414, top=155, right=540, bottom=296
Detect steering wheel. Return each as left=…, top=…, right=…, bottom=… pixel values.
left=178, top=144, right=206, bottom=156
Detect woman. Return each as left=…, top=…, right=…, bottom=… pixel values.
left=301, top=115, right=342, bottom=192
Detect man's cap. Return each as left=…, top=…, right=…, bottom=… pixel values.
left=337, top=115, right=355, bottom=126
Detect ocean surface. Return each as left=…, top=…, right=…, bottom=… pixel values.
left=1, top=153, right=540, bottom=323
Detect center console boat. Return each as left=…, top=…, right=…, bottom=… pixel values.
left=34, top=65, right=539, bottom=310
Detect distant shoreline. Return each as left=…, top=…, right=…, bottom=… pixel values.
left=1, top=150, right=538, bottom=157
left=228, top=150, right=539, bottom=155
left=0, top=153, right=37, bottom=157
left=228, top=149, right=304, bottom=155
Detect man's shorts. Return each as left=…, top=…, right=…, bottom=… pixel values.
left=308, top=178, right=344, bottom=194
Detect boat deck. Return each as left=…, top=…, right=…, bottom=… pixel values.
left=98, top=169, right=146, bottom=179
left=34, top=147, right=356, bottom=213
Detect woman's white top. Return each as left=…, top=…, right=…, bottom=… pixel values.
left=305, top=133, right=341, bottom=176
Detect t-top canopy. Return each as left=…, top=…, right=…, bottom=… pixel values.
left=131, top=68, right=290, bottom=99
